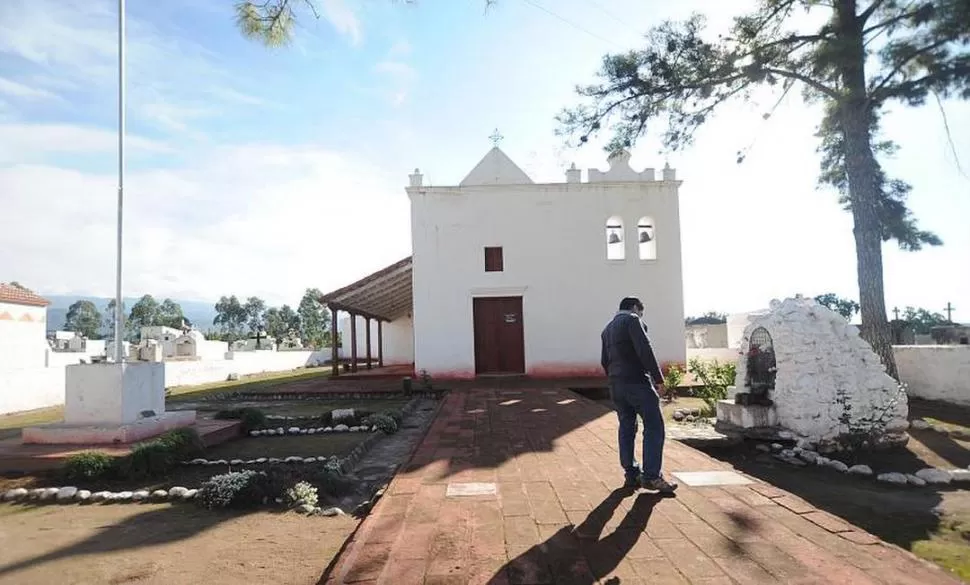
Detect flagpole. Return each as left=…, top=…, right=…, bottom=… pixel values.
left=114, top=0, right=126, bottom=363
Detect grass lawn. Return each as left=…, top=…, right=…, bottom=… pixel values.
left=204, top=433, right=368, bottom=461
left=165, top=366, right=333, bottom=399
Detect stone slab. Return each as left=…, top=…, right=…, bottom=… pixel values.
left=716, top=399, right=778, bottom=429
left=671, top=470, right=755, bottom=487
left=445, top=482, right=498, bottom=497
left=22, top=410, right=197, bottom=445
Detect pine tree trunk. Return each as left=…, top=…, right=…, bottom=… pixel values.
left=836, top=0, right=899, bottom=380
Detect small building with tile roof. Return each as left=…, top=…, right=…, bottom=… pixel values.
left=0, top=283, right=51, bottom=371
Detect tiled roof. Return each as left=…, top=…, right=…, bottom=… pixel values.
left=0, top=283, right=50, bottom=307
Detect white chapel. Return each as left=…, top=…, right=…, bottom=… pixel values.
left=322, top=146, right=687, bottom=379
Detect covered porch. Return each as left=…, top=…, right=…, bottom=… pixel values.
left=319, top=257, right=414, bottom=377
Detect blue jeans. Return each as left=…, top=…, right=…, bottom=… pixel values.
left=609, top=382, right=665, bottom=481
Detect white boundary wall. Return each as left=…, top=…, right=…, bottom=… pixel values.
left=894, top=345, right=970, bottom=405
left=0, top=350, right=329, bottom=416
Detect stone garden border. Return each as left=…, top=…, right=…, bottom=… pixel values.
left=0, top=396, right=434, bottom=513
left=180, top=389, right=446, bottom=403
left=762, top=434, right=970, bottom=489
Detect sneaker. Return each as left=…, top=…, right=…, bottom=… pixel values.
left=623, top=475, right=640, bottom=489
left=641, top=476, right=678, bottom=494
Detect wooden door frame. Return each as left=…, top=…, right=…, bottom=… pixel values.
left=471, top=294, right=526, bottom=376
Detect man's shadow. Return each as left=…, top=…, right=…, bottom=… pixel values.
left=495, top=488, right=667, bottom=584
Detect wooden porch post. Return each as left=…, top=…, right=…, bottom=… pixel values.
left=365, top=317, right=372, bottom=370
left=350, top=313, right=358, bottom=373
left=330, top=307, right=339, bottom=377
left=377, top=320, right=384, bottom=368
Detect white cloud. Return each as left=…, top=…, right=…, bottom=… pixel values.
left=0, top=125, right=412, bottom=307
left=0, top=0, right=266, bottom=137
left=320, top=0, right=362, bottom=45
left=0, top=76, right=61, bottom=101
left=0, top=123, right=172, bottom=163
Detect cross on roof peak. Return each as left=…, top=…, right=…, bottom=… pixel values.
left=489, top=128, right=504, bottom=147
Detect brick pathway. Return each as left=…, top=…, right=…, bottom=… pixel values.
left=324, top=389, right=962, bottom=584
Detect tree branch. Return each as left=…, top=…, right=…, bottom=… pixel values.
left=860, top=0, right=893, bottom=25
left=870, top=37, right=954, bottom=98
left=862, top=2, right=933, bottom=35
left=762, top=67, right=839, bottom=98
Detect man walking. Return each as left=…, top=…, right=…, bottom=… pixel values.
left=601, top=297, right=677, bottom=494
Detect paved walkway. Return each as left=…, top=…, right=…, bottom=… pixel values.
left=324, top=389, right=961, bottom=584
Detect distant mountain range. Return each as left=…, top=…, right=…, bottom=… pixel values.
left=42, top=294, right=218, bottom=333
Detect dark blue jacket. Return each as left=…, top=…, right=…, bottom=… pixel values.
left=600, top=311, right=665, bottom=386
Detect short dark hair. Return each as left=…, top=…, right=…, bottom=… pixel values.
left=619, top=297, right=643, bottom=311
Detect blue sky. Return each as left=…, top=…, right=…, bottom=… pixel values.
left=0, top=0, right=967, bottom=322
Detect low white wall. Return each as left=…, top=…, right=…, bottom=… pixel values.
left=0, top=367, right=65, bottom=414
left=686, top=347, right=739, bottom=364
left=0, top=350, right=331, bottom=415
left=895, top=345, right=970, bottom=404
left=165, top=350, right=328, bottom=387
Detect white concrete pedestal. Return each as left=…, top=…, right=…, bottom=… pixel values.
left=715, top=399, right=778, bottom=429
left=22, top=362, right=196, bottom=445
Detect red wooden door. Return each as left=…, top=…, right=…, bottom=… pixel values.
left=473, top=296, right=525, bottom=375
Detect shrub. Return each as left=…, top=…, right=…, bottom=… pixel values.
left=661, top=362, right=686, bottom=399
left=63, top=451, right=115, bottom=482
left=363, top=413, right=398, bottom=434
left=116, top=427, right=204, bottom=480
left=384, top=409, right=405, bottom=425
left=285, top=481, right=319, bottom=508
left=214, top=407, right=267, bottom=432
left=196, top=470, right=272, bottom=510
left=309, top=467, right=356, bottom=499
left=156, top=427, right=205, bottom=457
left=687, top=358, right=737, bottom=412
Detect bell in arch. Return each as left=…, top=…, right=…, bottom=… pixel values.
left=639, top=228, right=653, bottom=243
left=608, top=230, right=622, bottom=244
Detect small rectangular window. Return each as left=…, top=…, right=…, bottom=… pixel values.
left=484, top=247, right=504, bottom=272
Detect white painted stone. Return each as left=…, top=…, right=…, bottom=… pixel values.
left=256, top=457, right=267, bottom=464
left=323, top=427, right=333, bottom=433
left=915, top=468, right=953, bottom=485
left=876, top=472, right=908, bottom=485
left=285, top=456, right=303, bottom=463
left=90, top=491, right=111, bottom=502
left=3, top=488, right=28, bottom=501
left=303, top=457, right=317, bottom=464
left=906, top=474, right=927, bottom=487
left=288, top=426, right=301, bottom=435
left=117, top=491, right=133, bottom=502
left=56, top=486, right=78, bottom=502
left=885, top=419, right=910, bottom=432
left=182, top=489, right=198, bottom=501
left=132, top=490, right=149, bottom=502
left=169, top=487, right=189, bottom=498
left=848, top=465, right=873, bottom=476
left=334, top=424, right=350, bottom=432
left=151, top=489, right=168, bottom=501
left=230, top=459, right=243, bottom=466
left=951, top=469, right=970, bottom=483
left=331, top=408, right=355, bottom=422
left=910, top=420, right=931, bottom=430
left=826, top=460, right=849, bottom=473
